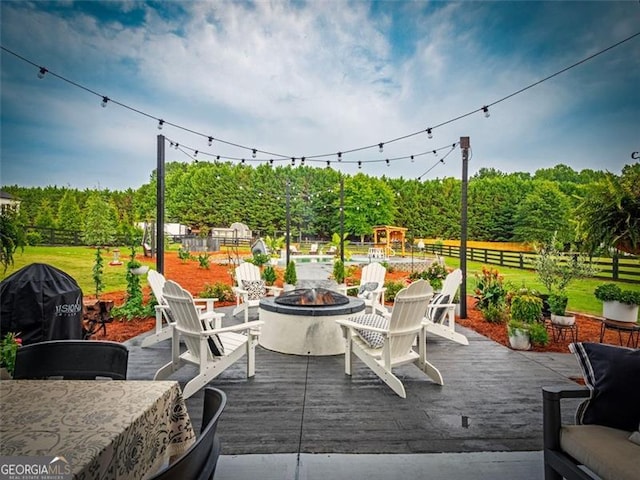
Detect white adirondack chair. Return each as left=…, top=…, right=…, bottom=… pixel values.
left=336, top=280, right=443, bottom=398
left=346, top=262, right=388, bottom=315
left=154, top=280, right=263, bottom=399
left=141, top=269, right=222, bottom=348
left=232, top=262, right=282, bottom=322
left=422, top=268, right=469, bottom=346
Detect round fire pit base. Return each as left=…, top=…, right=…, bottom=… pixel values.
left=258, top=297, right=365, bottom=356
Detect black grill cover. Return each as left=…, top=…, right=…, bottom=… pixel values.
left=0, top=263, right=83, bottom=345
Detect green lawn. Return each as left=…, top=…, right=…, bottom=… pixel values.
left=2, top=245, right=639, bottom=317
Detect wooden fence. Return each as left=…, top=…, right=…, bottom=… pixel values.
left=422, top=243, right=640, bottom=284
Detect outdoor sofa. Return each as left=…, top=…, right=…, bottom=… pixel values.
left=542, top=342, right=640, bottom=480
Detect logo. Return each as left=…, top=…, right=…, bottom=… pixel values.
left=632, top=151, right=639, bottom=160
left=0, top=456, right=72, bottom=480
left=54, top=295, right=82, bottom=317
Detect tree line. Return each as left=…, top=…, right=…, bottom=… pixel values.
left=2, top=162, right=638, bottom=255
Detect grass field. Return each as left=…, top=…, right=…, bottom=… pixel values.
left=2, top=245, right=639, bottom=317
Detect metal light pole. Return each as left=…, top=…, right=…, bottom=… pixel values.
left=339, top=176, right=345, bottom=265
left=460, top=136, right=470, bottom=319
left=156, top=135, right=165, bottom=274
left=285, top=180, right=291, bottom=267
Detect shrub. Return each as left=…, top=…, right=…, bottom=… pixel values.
left=332, top=259, right=345, bottom=284
left=92, top=247, right=104, bottom=299
left=482, top=303, right=507, bottom=324
left=527, top=321, right=549, bottom=346
left=384, top=281, right=406, bottom=303
left=510, top=293, right=543, bottom=323
left=409, top=262, right=448, bottom=290
left=284, top=260, right=297, bottom=285
left=200, top=282, right=234, bottom=303
left=177, top=247, right=191, bottom=263
left=252, top=252, right=270, bottom=268
left=197, top=253, right=210, bottom=269
left=474, top=266, right=507, bottom=311
left=595, top=283, right=640, bottom=305
left=25, top=231, right=42, bottom=246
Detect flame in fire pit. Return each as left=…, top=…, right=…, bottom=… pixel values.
left=274, top=288, right=350, bottom=307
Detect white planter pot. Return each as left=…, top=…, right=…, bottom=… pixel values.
left=508, top=329, right=531, bottom=350
left=603, top=301, right=639, bottom=323
left=551, top=314, right=575, bottom=326
left=129, top=265, right=149, bottom=275
left=283, top=283, right=296, bottom=292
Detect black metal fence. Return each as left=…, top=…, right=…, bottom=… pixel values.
left=422, top=243, right=640, bottom=284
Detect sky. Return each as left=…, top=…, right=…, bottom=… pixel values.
left=1, top=1, right=639, bottom=191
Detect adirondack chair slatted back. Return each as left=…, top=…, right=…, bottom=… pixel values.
left=235, top=263, right=262, bottom=287
left=148, top=269, right=167, bottom=306
left=162, top=280, right=213, bottom=362
left=387, top=280, right=433, bottom=360
left=361, top=262, right=386, bottom=286
left=440, top=268, right=462, bottom=301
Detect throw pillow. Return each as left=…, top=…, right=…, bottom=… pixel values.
left=428, top=293, right=450, bottom=324
left=242, top=279, right=266, bottom=301
left=350, top=313, right=388, bottom=348
left=207, top=334, right=225, bottom=356
left=357, top=282, right=379, bottom=300
left=570, top=342, right=640, bottom=431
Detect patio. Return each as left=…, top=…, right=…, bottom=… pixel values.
left=125, top=298, right=584, bottom=479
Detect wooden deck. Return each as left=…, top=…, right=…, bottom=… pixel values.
left=125, top=305, right=582, bottom=455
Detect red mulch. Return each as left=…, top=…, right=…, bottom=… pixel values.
left=93, top=254, right=617, bottom=352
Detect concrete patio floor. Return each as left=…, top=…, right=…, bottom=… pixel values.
left=125, top=263, right=584, bottom=479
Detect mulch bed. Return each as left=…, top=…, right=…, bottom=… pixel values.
left=92, top=253, right=619, bottom=352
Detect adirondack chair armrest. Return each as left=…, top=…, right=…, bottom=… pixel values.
left=202, top=320, right=264, bottom=336
left=193, top=297, right=219, bottom=312
left=335, top=318, right=389, bottom=335
left=234, top=287, right=249, bottom=296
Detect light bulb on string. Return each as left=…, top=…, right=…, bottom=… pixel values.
left=157, top=119, right=164, bottom=130
left=433, top=150, right=437, bottom=156
left=291, top=157, right=296, bottom=166
left=101, top=96, right=109, bottom=108
left=252, top=149, right=257, bottom=158
left=427, top=128, right=433, bottom=139
left=326, top=161, right=331, bottom=168
left=386, top=159, right=390, bottom=167
left=358, top=161, right=362, bottom=169
left=241, top=159, right=245, bottom=165
left=301, top=157, right=305, bottom=166
left=410, top=155, right=414, bottom=163
left=194, top=150, right=198, bottom=157
left=269, top=159, right=274, bottom=166
left=174, top=143, right=179, bottom=150
left=337, top=152, right=342, bottom=162
left=378, top=143, right=384, bottom=153
left=483, top=106, right=490, bottom=118
left=37, top=67, right=47, bottom=79
left=208, top=136, right=213, bottom=146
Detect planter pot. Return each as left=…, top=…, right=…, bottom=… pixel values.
left=129, top=266, right=150, bottom=276
left=283, top=283, right=296, bottom=292
left=0, top=367, right=12, bottom=380
left=551, top=314, right=576, bottom=326
left=508, top=329, right=531, bottom=350
left=602, top=301, right=639, bottom=323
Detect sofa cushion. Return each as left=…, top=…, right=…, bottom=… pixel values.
left=561, top=424, right=639, bottom=480
left=570, top=342, right=640, bottom=431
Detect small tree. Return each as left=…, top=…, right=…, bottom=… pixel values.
left=284, top=260, right=297, bottom=286
left=0, top=211, right=25, bottom=272
left=333, top=259, right=345, bottom=284
left=92, top=247, right=105, bottom=299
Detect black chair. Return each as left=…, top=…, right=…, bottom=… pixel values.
left=149, top=387, right=227, bottom=480
left=13, top=340, right=129, bottom=380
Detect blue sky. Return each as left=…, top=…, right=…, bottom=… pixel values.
left=1, top=1, right=639, bottom=190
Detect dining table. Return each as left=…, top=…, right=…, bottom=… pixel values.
left=0, top=380, right=196, bottom=480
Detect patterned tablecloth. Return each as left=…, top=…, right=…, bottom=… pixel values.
left=0, top=380, right=196, bottom=480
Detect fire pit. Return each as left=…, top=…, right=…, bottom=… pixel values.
left=259, top=288, right=365, bottom=355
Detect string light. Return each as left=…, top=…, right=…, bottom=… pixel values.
left=427, top=128, right=433, bottom=139
left=2, top=29, right=635, bottom=167
left=386, top=159, right=390, bottom=167
left=301, top=157, right=305, bottom=166
left=269, top=159, right=274, bottom=166
left=194, top=150, right=198, bottom=157
left=337, top=152, right=342, bottom=161
left=410, top=155, right=414, bottom=163
left=358, top=161, right=362, bottom=169
left=326, top=160, right=331, bottom=167
left=252, top=148, right=257, bottom=158
left=208, top=136, right=213, bottom=146
left=291, top=157, right=296, bottom=166
left=378, top=143, right=384, bottom=153
left=174, top=142, right=179, bottom=150
left=101, top=96, right=109, bottom=108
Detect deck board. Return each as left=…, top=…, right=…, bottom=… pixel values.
left=125, top=304, right=582, bottom=455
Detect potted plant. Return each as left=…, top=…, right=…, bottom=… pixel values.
left=548, top=292, right=575, bottom=326
left=283, top=260, right=297, bottom=291
left=332, top=259, right=346, bottom=286
left=265, top=235, right=285, bottom=265
left=594, top=283, right=640, bottom=323
left=507, top=290, right=547, bottom=350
